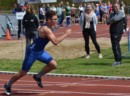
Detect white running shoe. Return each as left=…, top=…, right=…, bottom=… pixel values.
left=98, top=54, right=103, bottom=59
left=85, top=55, right=90, bottom=59
left=4, top=84, right=12, bottom=96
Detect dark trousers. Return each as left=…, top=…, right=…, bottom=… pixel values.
left=83, top=28, right=101, bottom=55
left=99, top=12, right=103, bottom=22
left=18, top=20, right=21, bottom=39
left=58, top=14, right=63, bottom=25
left=61, top=13, right=64, bottom=25
left=39, top=15, right=45, bottom=26
left=25, top=30, right=38, bottom=47
left=110, top=33, right=123, bottom=62
left=66, top=16, right=71, bottom=27
left=58, top=13, right=64, bottom=26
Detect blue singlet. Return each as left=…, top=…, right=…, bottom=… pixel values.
left=22, top=36, right=53, bottom=72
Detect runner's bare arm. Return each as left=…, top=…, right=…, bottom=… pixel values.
left=45, top=27, right=71, bottom=45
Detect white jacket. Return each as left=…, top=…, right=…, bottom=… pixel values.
left=80, top=12, right=98, bottom=31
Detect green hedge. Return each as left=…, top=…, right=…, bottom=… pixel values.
left=0, top=0, right=16, bottom=10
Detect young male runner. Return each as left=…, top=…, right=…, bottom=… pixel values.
left=4, top=10, right=71, bottom=96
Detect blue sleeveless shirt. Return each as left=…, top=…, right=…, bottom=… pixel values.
left=28, top=24, right=55, bottom=52
left=29, top=37, right=49, bottom=52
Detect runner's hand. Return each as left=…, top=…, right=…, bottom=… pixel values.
left=65, top=29, right=72, bottom=36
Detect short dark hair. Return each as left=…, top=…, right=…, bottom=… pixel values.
left=113, top=2, right=120, bottom=7
left=113, top=1, right=120, bottom=5
left=45, top=10, right=57, bottom=21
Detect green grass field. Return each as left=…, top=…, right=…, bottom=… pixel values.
left=0, top=43, right=130, bottom=77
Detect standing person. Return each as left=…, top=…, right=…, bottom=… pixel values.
left=12, top=3, right=18, bottom=14
left=4, top=10, right=71, bottom=96
left=95, top=4, right=100, bottom=21
left=91, top=3, right=96, bottom=11
left=22, top=1, right=29, bottom=11
left=71, top=4, right=76, bottom=24
left=12, top=4, right=22, bottom=39
left=50, top=4, right=57, bottom=12
left=60, top=1, right=65, bottom=27
left=57, top=3, right=64, bottom=27
left=120, top=1, right=127, bottom=32
left=45, top=4, right=50, bottom=13
left=79, top=4, right=84, bottom=16
left=22, top=6, right=39, bottom=47
left=65, top=2, right=71, bottom=27
left=80, top=4, right=102, bottom=59
left=83, top=3, right=87, bottom=11
left=107, top=1, right=113, bottom=14
left=99, top=2, right=103, bottom=23
left=39, top=4, right=46, bottom=25
left=102, top=2, right=108, bottom=23
left=106, top=3, right=125, bottom=66
left=120, top=1, right=125, bottom=14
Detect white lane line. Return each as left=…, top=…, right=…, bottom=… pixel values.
left=61, top=82, right=78, bottom=87
left=0, top=76, right=130, bottom=96
left=0, top=82, right=130, bottom=88
left=0, top=78, right=130, bottom=88
left=1, top=88, right=130, bottom=96
left=0, top=78, right=106, bottom=84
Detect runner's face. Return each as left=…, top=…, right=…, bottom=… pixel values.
left=50, top=15, right=58, bottom=27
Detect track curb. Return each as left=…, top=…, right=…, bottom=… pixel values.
left=0, top=71, right=130, bottom=80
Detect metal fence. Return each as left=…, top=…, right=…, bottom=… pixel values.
left=0, top=14, right=18, bottom=38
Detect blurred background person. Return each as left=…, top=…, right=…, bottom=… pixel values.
left=65, top=2, right=71, bottom=27
left=120, top=1, right=125, bottom=14
left=71, top=4, right=76, bottom=25
left=80, top=4, right=102, bottom=59
left=60, top=1, right=65, bottom=27
left=39, top=4, right=46, bottom=25
left=102, top=2, right=108, bottom=23
left=99, top=2, right=103, bottom=23
left=12, top=3, right=18, bottom=14
left=79, top=4, right=84, bottom=16
left=22, top=6, right=39, bottom=47
left=22, top=1, right=29, bottom=11
left=57, top=3, right=64, bottom=27
left=107, top=1, right=113, bottom=15
left=95, top=4, right=100, bottom=22
left=45, top=4, right=50, bottom=13
left=12, top=3, right=23, bottom=39
left=50, top=4, right=57, bottom=12
left=91, top=3, right=96, bottom=11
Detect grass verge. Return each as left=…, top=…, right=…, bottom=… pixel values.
left=0, top=43, right=130, bottom=77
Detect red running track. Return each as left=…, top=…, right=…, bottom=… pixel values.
left=0, top=74, right=130, bottom=96
left=0, top=17, right=130, bottom=96
left=54, top=17, right=130, bottom=39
